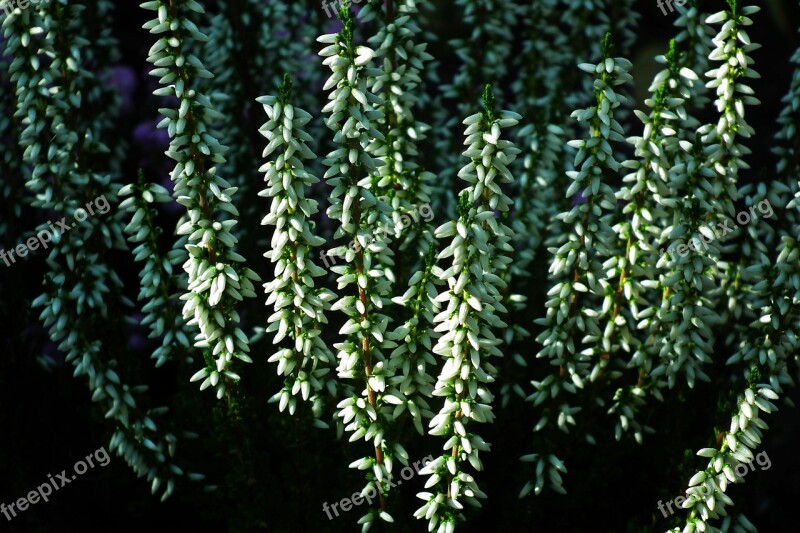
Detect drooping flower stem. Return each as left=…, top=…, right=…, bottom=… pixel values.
left=318, top=2, right=403, bottom=524
left=416, top=86, right=519, bottom=531
left=260, top=75, right=339, bottom=420
left=142, top=0, right=261, bottom=399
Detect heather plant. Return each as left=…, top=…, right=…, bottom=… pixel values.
left=2, top=0, right=800, bottom=531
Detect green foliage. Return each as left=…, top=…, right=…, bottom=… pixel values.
left=2, top=0, right=800, bottom=531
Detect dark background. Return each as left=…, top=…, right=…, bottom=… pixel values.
left=2, top=1, right=800, bottom=532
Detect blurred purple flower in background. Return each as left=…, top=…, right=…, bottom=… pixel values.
left=106, top=65, right=137, bottom=114
left=572, top=188, right=588, bottom=206
left=133, top=118, right=169, bottom=154
left=126, top=312, right=152, bottom=356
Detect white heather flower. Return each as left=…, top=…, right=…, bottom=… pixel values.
left=699, top=3, right=760, bottom=221
left=675, top=383, right=778, bottom=532
left=652, top=3, right=762, bottom=391
left=386, top=245, right=440, bottom=436
left=360, top=0, right=436, bottom=268
left=6, top=0, right=189, bottom=503
left=648, top=135, right=719, bottom=390
left=120, top=174, right=192, bottom=368
left=417, top=86, right=518, bottom=531
left=529, top=33, right=631, bottom=431
left=619, top=40, right=704, bottom=435
left=432, top=0, right=516, bottom=218
left=143, top=0, right=261, bottom=399
left=318, top=4, right=404, bottom=526
left=673, top=2, right=715, bottom=108
left=258, top=76, right=338, bottom=421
